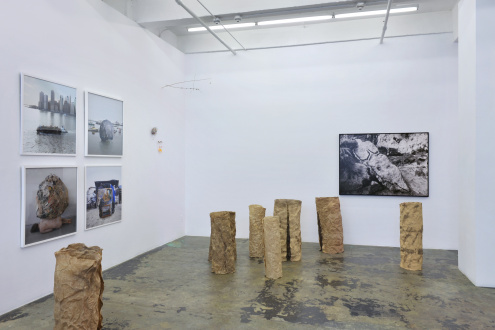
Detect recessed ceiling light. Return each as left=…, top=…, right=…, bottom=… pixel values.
left=188, top=22, right=256, bottom=32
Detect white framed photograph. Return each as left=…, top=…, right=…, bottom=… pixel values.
left=21, top=73, right=77, bottom=156
left=85, top=91, right=123, bottom=157
left=85, top=165, right=122, bottom=230
left=21, top=166, right=77, bottom=247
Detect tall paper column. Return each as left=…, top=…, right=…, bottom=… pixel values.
left=315, top=197, right=344, bottom=254
left=287, top=200, right=302, bottom=261
left=263, top=216, right=282, bottom=279
left=209, top=211, right=237, bottom=274
left=54, top=243, right=103, bottom=330
left=249, top=204, right=266, bottom=258
left=400, top=202, right=423, bottom=271
left=273, top=199, right=302, bottom=261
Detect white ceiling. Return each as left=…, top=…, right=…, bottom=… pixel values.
left=103, top=0, right=459, bottom=53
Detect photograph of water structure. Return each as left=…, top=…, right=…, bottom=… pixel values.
left=339, top=133, right=429, bottom=197
left=21, top=74, right=77, bottom=155
left=85, top=165, right=122, bottom=230
left=22, top=166, right=77, bottom=247
left=85, top=91, right=123, bottom=157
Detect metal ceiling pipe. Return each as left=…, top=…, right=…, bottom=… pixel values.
left=175, top=0, right=237, bottom=55
left=380, top=0, right=393, bottom=44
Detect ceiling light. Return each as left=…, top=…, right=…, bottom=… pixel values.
left=188, top=22, right=255, bottom=32
left=335, top=6, right=418, bottom=19
left=258, top=15, right=333, bottom=26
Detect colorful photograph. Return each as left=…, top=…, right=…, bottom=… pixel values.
left=21, top=74, right=77, bottom=155
left=21, top=166, right=77, bottom=247
left=85, top=165, right=122, bottom=230
left=85, top=91, right=123, bottom=157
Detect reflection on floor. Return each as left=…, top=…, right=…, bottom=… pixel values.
left=1, top=236, right=495, bottom=329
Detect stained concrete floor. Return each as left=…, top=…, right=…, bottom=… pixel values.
left=1, top=236, right=495, bottom=329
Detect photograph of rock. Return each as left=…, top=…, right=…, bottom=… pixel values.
left=339, top=133, right=429, bottom=197
left=85, top=91, right=123, bottom=157
left=21, top=166, right=77, bottom=247
left=21, top=74, right=77, bottom=156
left=85, top=165, right=122, bottom=230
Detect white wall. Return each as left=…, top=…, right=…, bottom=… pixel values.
left=0, top=0, right=186, bottom=315
left=458, top=0, right=495, bottom=287
left=474, top=0, right=495, bottom=288
left=457, top=0, right=478, bottom=286
left=185, top=33, right=458, bottom=250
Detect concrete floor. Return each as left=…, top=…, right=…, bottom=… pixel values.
left=1, top=236, right=494, bottom=329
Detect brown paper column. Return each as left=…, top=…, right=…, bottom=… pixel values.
left=273, top=199, right=289, bottom=261
left=249, top=204, right=266, bottom=258
left=263, top=216, right=283, bottom=279
left=400, top=202, right=423, bottom=271
left=273, top=199, right=302, bottom=261
left=54, top=243, right=103, bottom=330
left=315, top=197, right=344, bottom=254
left=209, top=211, right=236, bottom=274
left=287, top=200, right=302, bottom=261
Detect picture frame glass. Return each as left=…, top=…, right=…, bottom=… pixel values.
left=21, top=74, right=77, bottom=156
left=85, top=165, right=122, bottom=230
left=22, top=167, right=77, bottom=247
left=339, top=133, right=429, bottom=197
left=85, top=92, right=123, bottom=157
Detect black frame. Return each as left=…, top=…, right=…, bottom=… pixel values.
left=339, top=132, right=429, bottom=197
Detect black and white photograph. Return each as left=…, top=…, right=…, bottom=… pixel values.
left=21, top=74, right=77, bottom=156
left=85, top=91, right=123, bottom=157
left=85, top=165, right=122, bottom=230
left=339, top=133, right=429, bottom=197
left=21, top=166, right=77, bottom=247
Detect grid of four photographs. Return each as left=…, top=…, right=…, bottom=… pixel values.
left=20, top=73, right=124, bottom=247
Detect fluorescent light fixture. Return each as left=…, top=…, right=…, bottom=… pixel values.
left=188, top=6, right=418, bottom=32
left=188, top=22, right=255, bottom=32
left=335, top=6, right=418, bottom=19
left=258, top=15, right=332, bottom=26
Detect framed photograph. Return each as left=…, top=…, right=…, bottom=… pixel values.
left=85, top=165, right=122, bottom=230
left=21, top=166, right=77, bottom=247
left=339, top=133, right=429, bottom=197
left=21, top=74, right=77, bottom=156
left=85, top=91, right=123, bottom=157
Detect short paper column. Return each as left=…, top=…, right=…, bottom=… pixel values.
left=315, top=197, right=344, bottom=254
left=400, top=202, right=423, bottom=271
left=209, top=211, right=236, bottom=274
left=54, top=243, right=104, bottom=330
left=263, top=216, right=282, bottom=279
left=273, top=199, right=302, bottom=261
left=249, top=204, right=266, bottom=258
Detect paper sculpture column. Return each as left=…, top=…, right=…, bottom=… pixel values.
left=273, top=199, right=302, bottom=261
left=400, top=202, right=423, bottom=271
left=249, top=204, right=266, bottom=258
left=209, top=211, right=237, bottom=274
left=315, top=197, right=344, bottom=254
left=263, top=216, right=283, bottom=279
left=54, top=243, right=103, bottom=330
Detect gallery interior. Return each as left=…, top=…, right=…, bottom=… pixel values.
left=1, top=0, right=494, bottom=328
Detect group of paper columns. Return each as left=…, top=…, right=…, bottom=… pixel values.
left=208, top=199, right=423, bottom=278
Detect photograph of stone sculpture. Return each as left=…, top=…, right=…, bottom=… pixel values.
left=22, top=167, right=77, bottom=247
left=85, top=91, right=123, bottom=157
left=21, top=74, right=77, bottom=155
left=339, top=133, right=429, bottom=197
left=85, top=165, right=122, bottom=230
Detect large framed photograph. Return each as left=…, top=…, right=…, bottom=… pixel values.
left=85, top=91, right=123, bottom=157
left=85, top=165, right=122, bottom=230
left=21, top=166, right=77, bottom=247
left=21, top=74, right=77, bottom=156
left=339, top=133, right=429, bottom=197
